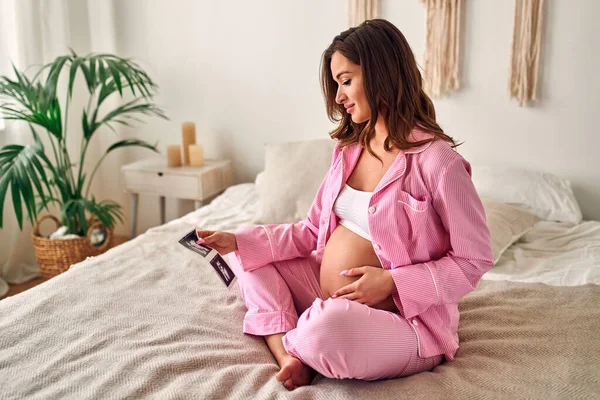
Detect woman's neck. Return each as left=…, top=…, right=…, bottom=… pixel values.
left=372, top=113, right=389, bottom=148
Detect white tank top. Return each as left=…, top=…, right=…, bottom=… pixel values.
left=333, top=184, right=373, bottom=241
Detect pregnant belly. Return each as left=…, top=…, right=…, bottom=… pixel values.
left=320, top=225, right=398, bottom=313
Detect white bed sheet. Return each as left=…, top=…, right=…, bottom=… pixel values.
left=207, top=183, right=600, bottom=287
left=483, top=220, right=600, bottom=286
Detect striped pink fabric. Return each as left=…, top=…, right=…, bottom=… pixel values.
left=235, top=128, right=494, bottom=360
left=227, top=252, right=444, bottom=379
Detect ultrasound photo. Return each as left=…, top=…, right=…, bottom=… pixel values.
left=178, top=230, right=212, bottom=257
left=210, top=254, right=235, bottom=286
left=178, top=229, right=237, bottom=289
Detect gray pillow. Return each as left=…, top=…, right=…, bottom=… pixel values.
left=253, top=139, right=336, bottom=224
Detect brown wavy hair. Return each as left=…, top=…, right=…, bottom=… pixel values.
left=320, top=19, right=460, bottom=160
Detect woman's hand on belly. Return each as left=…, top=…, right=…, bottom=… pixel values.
left=331, top=266, right=396, bottom=307
left=320, top=225, right=380, bottom=298
left=320, top=225, right=398, bottom=313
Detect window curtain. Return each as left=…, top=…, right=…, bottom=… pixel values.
left=0, top=0, right=118, bottom=297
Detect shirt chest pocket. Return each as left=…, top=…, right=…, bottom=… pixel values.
left=395, top=191, right=430, bottom=242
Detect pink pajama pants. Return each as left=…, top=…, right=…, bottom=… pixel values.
left=228, top=252, right=444, bottom=380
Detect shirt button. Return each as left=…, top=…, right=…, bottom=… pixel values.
left=412, top=319, right=419, bottom=326
left=368, top=206, right=376, bottom=213
left=373, top=243, right=380, bottom=250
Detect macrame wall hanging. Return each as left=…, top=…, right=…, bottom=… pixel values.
left=420, top=0, right=462, bottom=98
left=508, top=0, right=545, bottom=106
left=347, top=1, right=545, bottom=106
left=348, top=0, right=379, bottom=27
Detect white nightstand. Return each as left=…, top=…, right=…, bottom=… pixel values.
left=121, top=157, right=234, bottom=237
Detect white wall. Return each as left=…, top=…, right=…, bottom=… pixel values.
left=381, top=0, right=599, bottom=221
left=114, top=0, right=600, bottom=233
left=113, top=0, right=347, bottom=233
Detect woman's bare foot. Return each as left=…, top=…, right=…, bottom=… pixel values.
left=275, top=354, right=316, bottom=391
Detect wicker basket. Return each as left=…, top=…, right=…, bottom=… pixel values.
left=31, top=214, right=114, bottom=278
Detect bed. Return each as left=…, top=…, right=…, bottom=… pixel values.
left=1, top=143, right=600, bottom=399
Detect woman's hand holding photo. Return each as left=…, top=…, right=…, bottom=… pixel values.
left=196, top=230, right=238, bottom=255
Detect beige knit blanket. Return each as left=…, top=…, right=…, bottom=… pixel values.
left=0, top=213, right=598, bottom=399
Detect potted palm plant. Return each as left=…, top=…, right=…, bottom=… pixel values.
left=0, top=50, right=167, bottom=277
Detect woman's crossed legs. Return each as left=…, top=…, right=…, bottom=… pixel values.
left=228, top=253, right=443, bottom=387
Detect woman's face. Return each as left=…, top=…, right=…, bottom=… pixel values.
left=330, top=51, right=369, bottom=124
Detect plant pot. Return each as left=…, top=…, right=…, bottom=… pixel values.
left=31, top=214, right=114, bottom=278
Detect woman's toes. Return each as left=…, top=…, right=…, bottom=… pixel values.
left=275, top=361, right=292, bottom=382
left=276, top=355, right=314, bottom=390
left=284, top=378, right=295, bottom=390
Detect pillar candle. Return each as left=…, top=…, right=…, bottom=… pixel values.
left=181, top=122, right=196, bottom=165
left=189, top=144, right=205, bottom=167
left=167, top=145, right=182, bottom=167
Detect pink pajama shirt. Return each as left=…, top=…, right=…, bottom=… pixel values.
left=233, top=129, right=494, bottom=379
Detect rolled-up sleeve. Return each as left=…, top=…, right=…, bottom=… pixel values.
left=390, top=158, right=494, bottom=319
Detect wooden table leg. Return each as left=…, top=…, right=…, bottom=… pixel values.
left=130, top=193, right=139, bottom=238
left=160, top=196, right=166, bottom=225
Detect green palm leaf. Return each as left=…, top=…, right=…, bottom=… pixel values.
left=0, top=51, right=168, bottom=234
left=0, top=70, right=63, bottom=139
left=44, top=55, right=71, bottom=101
left=36, top=195, right=62, bottom=213
left=83, top=196, right=124, bottom=229
left=67, top=56, right=84, bottom=99
left=106, top=138, right=159, bottom=154
left=0, top=144, right=50, bottom=228
left=0, top=177, right=9, bottom=228
left=10, top=179, right=22, bottom=228
left=98, top=99, right=166, bottom=132
left=61, top=198, right=86, bottom=234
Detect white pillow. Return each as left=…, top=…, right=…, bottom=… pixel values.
left=472, top=166, right=582, bottom=224
left=481, top=198, right=541, bottom=264
left=253, top=139, right=336, bottom=224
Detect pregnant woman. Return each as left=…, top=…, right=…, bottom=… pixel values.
left=197, top=19, right=493, bottom=391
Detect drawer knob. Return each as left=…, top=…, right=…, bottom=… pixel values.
left=157, top=172, right=164, bottom=177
